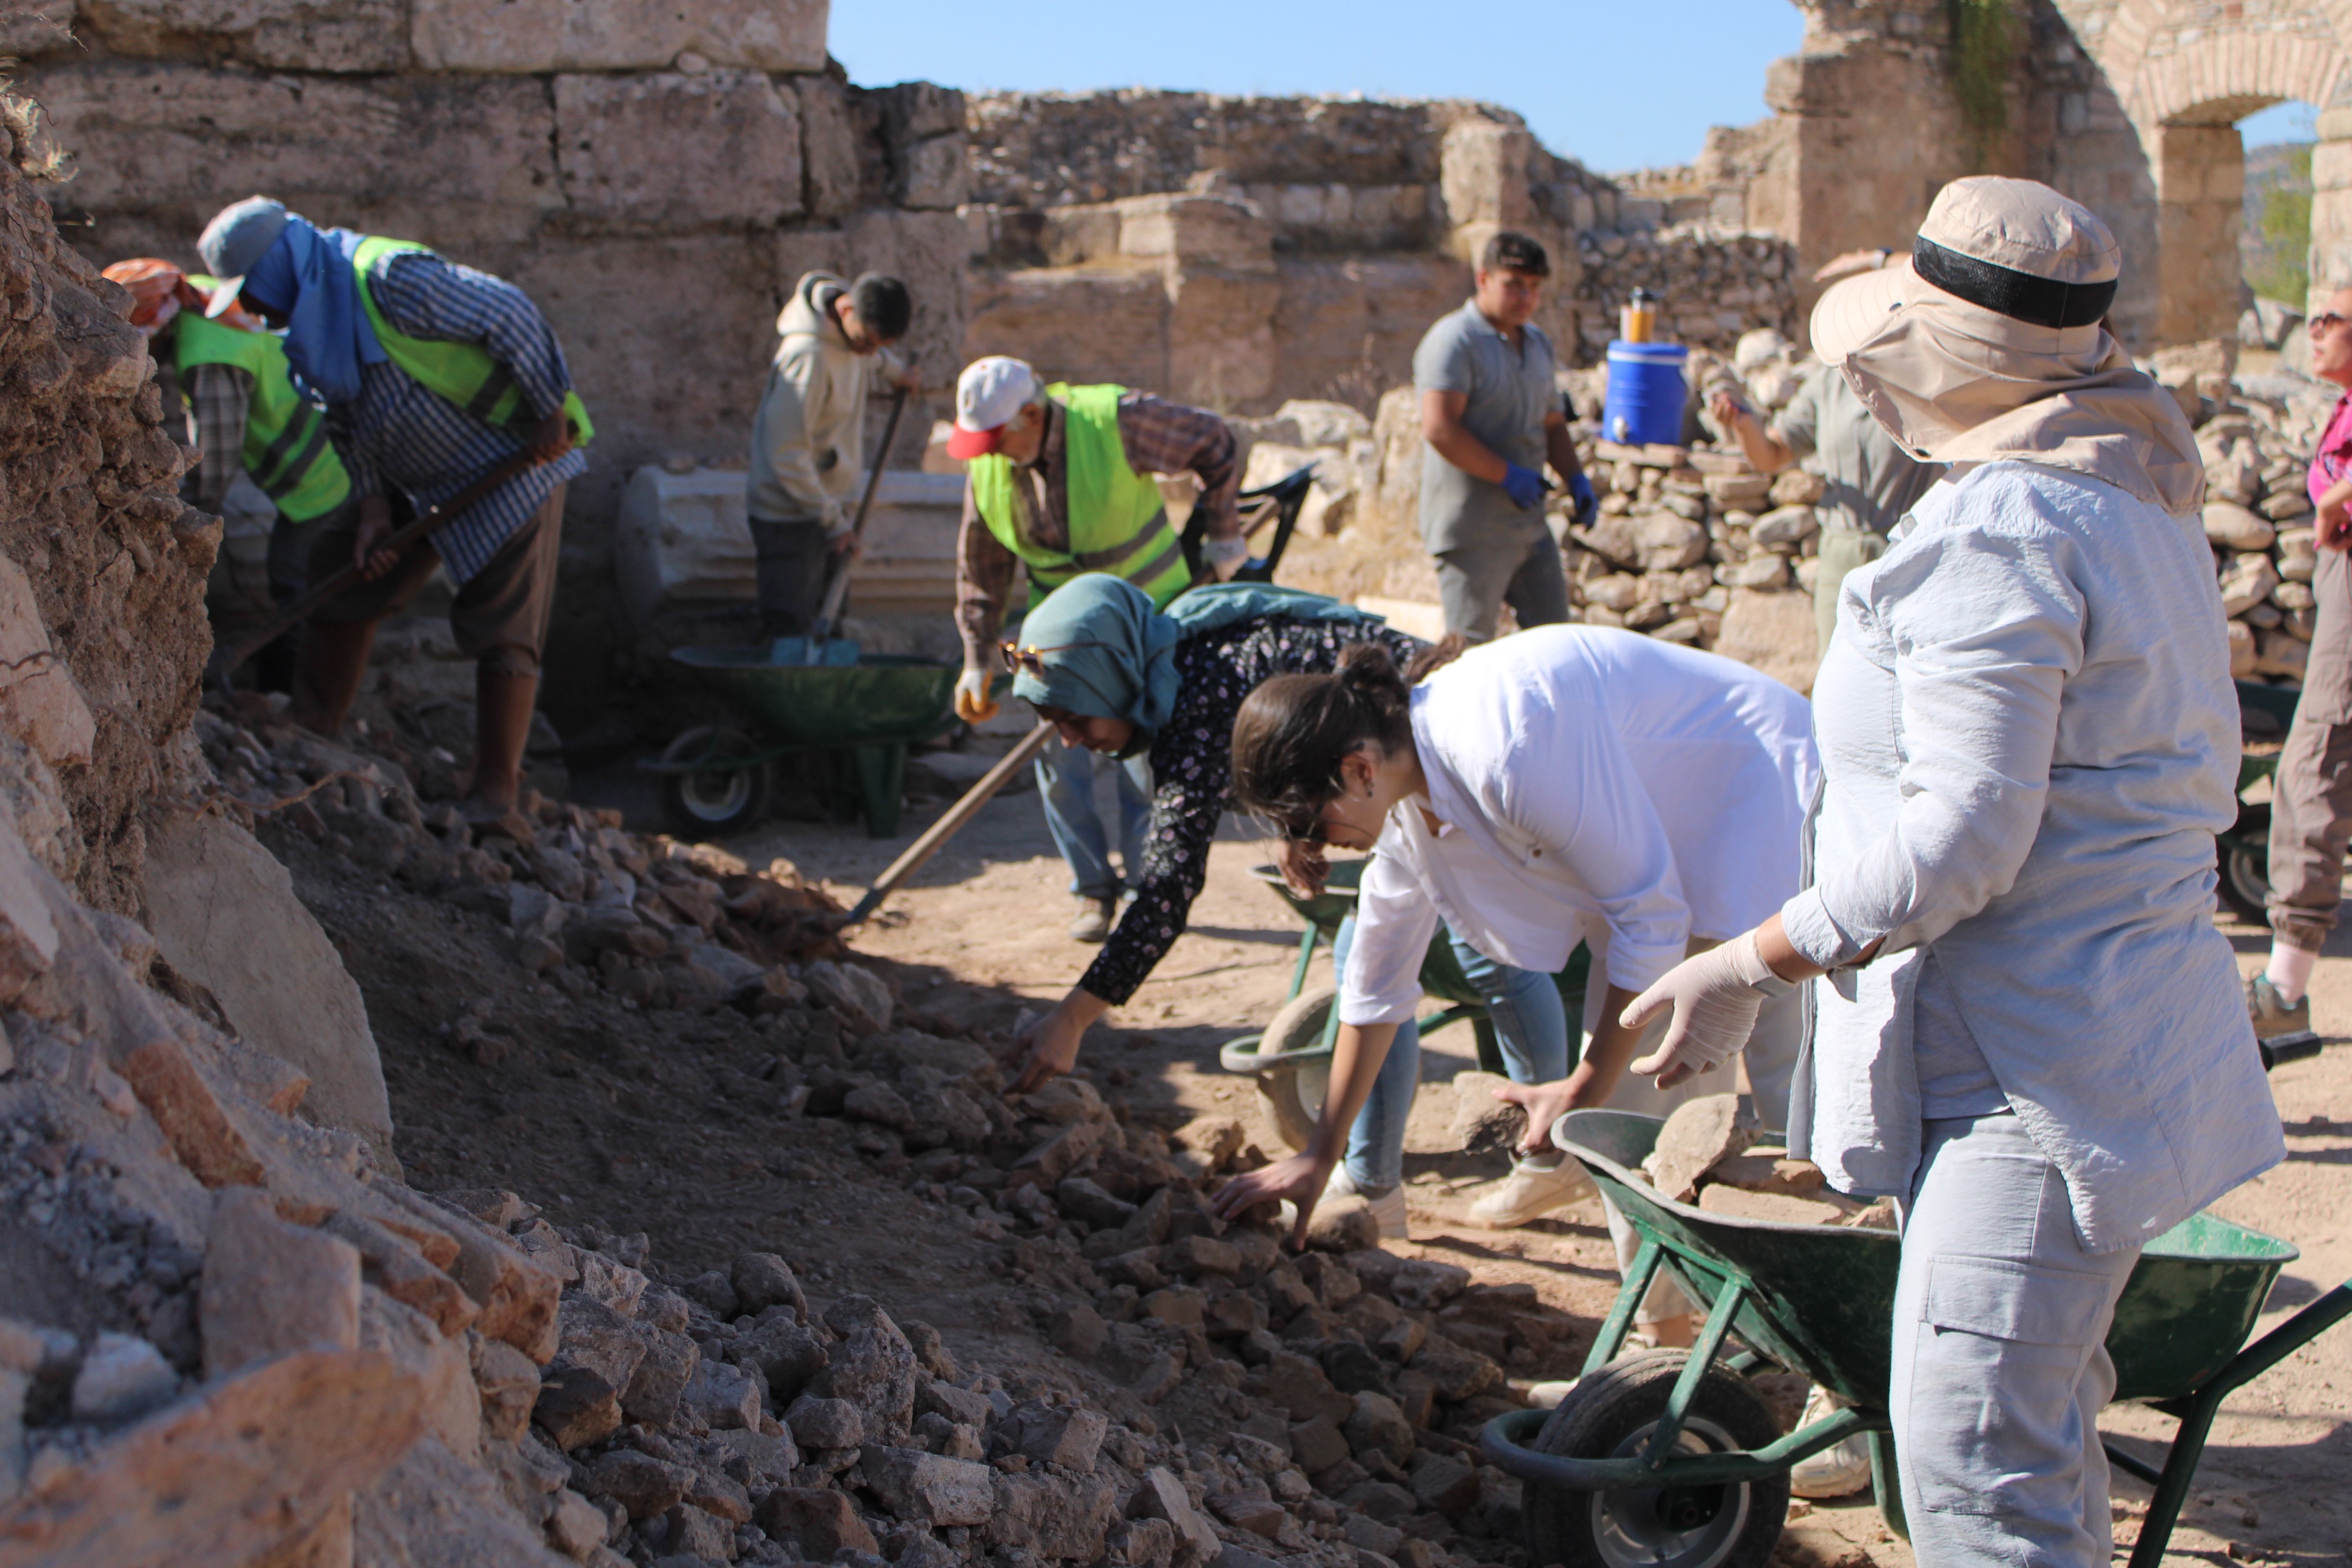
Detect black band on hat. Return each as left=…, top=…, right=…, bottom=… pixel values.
left=1913, top=237, right=2116, bottom=329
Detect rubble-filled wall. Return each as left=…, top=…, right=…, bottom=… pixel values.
left=7, top=0, right=968, bottom=730
left=960, top=91, right=1801, bottom=412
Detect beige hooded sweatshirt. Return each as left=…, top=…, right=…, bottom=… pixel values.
left=746, top=271, right=901, bottom=531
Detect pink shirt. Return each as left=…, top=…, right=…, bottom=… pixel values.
left=2311, top=391, right=2352, bottom=506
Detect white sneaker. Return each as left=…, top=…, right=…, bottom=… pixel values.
left=1789, top=1384, right=1873, bottom=1499
left=1468, top=1154, right=1596, bottom=1228
left=1322, top=1166, right=1408, bottom=1239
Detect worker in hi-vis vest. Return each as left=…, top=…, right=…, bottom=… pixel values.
left=197, top=197, right=592, bottom=834
left=947, top=355, right=1246, bottom=943
left=102, top=256, right=358, bottom=692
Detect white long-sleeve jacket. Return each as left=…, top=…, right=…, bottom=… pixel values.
left=1784, top=462, right=2284, bottom=1252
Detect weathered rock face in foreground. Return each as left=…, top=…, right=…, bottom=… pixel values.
left=0, top=109, right=215, bottom=914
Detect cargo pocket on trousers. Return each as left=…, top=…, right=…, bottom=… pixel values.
left=1903, top=1255, right=2118, bottom=1516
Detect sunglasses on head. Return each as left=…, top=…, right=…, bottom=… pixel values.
left=998, top=638, right=1117, bottom=677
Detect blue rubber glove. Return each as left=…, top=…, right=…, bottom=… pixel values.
left=1568, top=471, right=1598, bottom=529
left=1502, top=462, right=1549, bottom=511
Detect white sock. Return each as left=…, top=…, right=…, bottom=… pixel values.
left=2265, top=945, right=2317, bottom=1007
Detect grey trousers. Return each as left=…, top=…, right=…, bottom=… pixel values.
left=1892, top=1113, right=2138, bottom=1568
left=2266, top=541, right=2352, bottom=952
left=1435, top=528, right=1571, bottom=641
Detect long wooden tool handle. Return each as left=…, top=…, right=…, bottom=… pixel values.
left=812, top=386, right=912, bottom=641
left=847, top=720, right=1052, bottom=925
left=216, top=446, right=545, bottom=672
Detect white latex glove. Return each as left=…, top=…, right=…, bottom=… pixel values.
left=1621, top=930, right=1774, bottom=1084
left=1204, top=535, right=1250, bottom=582
left=953, top=665, right=998, bottom=724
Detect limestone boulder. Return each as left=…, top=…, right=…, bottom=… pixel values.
left=554, top=71, right=802, bottom=229
left=23, top=64, right=561, bottom=249
left=2219, top=554, right=2281, bottom=618
left=0, top=553, right=94, bottom=769
left=142, top=811, right=395, bottom=1171
left=2203, top=502, right=2276, bottom=552
left=1713, top=587, right=1818, bottom=694
left=410, top=0, right=827, bottom=72
left=1577, top=512, right=1707, bottom=572
left=79, top=0, right=410, bottom=71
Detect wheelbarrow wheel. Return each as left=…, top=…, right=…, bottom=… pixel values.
left=2217, top=805, right=2271, bottom=925
left=1256, top=984, right=1335, bottom=1152
left=657, top=726, right=773, bottom=838
left=1524, top=1350, right=1789, bottom=1568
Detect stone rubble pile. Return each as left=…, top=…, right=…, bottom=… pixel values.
left=191, top=690, right=848, bottom=1020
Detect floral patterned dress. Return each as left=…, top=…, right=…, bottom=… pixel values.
left=1077, top=615, right=1424, bottom=1005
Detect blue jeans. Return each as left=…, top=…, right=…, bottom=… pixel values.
left=1333, top=917, right=1574, bottom=1190
left=1037, top=741, right=1151, bottom=900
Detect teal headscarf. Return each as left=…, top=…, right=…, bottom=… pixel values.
left=1008, top=574, right=1381, bottom=735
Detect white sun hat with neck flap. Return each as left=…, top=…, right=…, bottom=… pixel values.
left=1810, top=175, right=2203, bottom=515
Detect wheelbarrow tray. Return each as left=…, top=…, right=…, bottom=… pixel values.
left=1549, top=1109, right=2297, bottom=1409
left=667, top=648, right=957, bottom=750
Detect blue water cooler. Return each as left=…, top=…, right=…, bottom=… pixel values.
left=1602, top=340, right=1689, bottom=447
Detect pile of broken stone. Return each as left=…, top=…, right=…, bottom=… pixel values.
left=2190, top=385, right=2335, bottom=687
left=192, top=691, right=848, bottom=1017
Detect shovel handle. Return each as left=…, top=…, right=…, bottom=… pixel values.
left=811, top=386, right=912, bottom=643
left=847, top=721, right=1052, bottom=925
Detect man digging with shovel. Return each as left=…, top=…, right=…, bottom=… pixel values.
left=198, top=197, right=592, bottom=838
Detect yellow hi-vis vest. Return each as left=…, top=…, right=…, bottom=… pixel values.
left=350, top=236, right=594, bottom=444
left=175, top=279, right=353, bottom=523
left=966, top=383, right=1191, bottom=609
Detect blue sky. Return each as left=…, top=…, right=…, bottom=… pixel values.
left=831, top=1, right=1807, bottom=174
left=834, top=2, right=2325, bottom=171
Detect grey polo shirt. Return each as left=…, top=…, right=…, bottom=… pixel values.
left=1769, top=362, right=1942, bottom=537
left=1413, top=299, right=1556, bottom=554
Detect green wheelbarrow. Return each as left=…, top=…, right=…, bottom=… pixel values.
left=1217, top=857, right=1589, bottom=1150
left=1481, top=1108, right=2352, bottom=1568
left=642, top=649, right=960, bottom=839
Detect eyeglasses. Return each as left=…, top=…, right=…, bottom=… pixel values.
left=2312, top=313, right=2349, bottom=338
left=998, top=638, right=1115, bottom=677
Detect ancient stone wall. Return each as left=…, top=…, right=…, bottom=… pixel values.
left=960, top=92, right=1800, bottom=414
left=6, top=0, right=969, bottom=730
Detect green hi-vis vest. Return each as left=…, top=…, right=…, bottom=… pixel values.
left=967, top=383, right=1192, bottom=609
left=175, top=276, right=352, bottom=523
left=351, top=236, right=595, bottom=445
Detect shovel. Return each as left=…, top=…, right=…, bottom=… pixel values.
left=770, top=386, right=911, bottom=667
left=208, top=440, right=560, bottom=685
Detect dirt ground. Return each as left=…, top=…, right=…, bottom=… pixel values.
left=298, top=708, right=2351, bottom=1568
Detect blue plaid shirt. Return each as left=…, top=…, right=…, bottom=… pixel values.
left=325, top=249, right=587, bottom=585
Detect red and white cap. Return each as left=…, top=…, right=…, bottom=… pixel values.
left=948, top=355, right=1041, bottom=459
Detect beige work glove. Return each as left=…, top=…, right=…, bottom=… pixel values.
left=953, top=665, right=998, bottom=724
left=1621, top=931, right=1774, bottom=1084
left=1204, top=536, right=1250, bottom=583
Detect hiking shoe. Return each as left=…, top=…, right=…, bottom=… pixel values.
left=1469, top=1154, right=1596, bottom=1228
left=1322, top=1165, right=1408, bottom=1239
left=1789, top=1385, right=1874, bottom=1499
left=1067, top=896, right=1117, bottom=943
left=2248, top=972, right=2312, bottom=1040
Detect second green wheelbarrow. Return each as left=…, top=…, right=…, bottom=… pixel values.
left=1217, top=857, right=1589, bottom=1149
left=642, top=648, right=961, bottom=839
left=1480, top=1108, right=2350, bottom=1568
